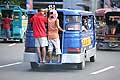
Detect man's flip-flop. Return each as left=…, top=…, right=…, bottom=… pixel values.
left=40, top=61, right=43, bottom=63
left=42, top=60, right=46, bottom=64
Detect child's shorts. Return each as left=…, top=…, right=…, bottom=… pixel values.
left=48, top=37, right=62, bottom=55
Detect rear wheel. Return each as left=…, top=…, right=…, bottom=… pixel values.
left=90, top=55, right=95, bottom=62
left=20, top=34, right=25, bottom=43
left=30, top=62, right=39, bottom=70
left=20, top=38, right=24, bottom=43
left=3, top=39, right=7, bottom=42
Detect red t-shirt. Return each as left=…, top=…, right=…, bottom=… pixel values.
left=3, top=18, right=11, bottom=29
left=30, top=13, right=47, bottom=38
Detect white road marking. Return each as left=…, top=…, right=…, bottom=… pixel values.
left=8, top=43, right=16, bottom=46
left=91, top=66, right=115, bottom=75
left=0, top=62, right=22, bottom=68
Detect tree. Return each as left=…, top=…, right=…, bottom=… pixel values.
left=110, top=0, right=120, bottom=8
left=0, top=0, right=26, bottom=8
left=100, top=0, right=104, bottom=8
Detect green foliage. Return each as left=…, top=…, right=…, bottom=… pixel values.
left=0, top=0, right=26, bottom=8
left=10, top=0, right=25, bottom=5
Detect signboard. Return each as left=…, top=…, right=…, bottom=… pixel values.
left=82, top=37, right=91, bottom=47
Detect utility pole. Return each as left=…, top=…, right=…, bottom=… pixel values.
left=91, top=0, right=97, bottom=12
left=107, top=0, right=111, bottom=8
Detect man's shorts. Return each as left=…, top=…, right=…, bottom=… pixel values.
left=48, top=37, right=62, bottom=55
left=35, top=37, right=48, bottom=47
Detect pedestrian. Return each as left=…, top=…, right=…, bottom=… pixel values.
left=30, top=8, right=48, bottom=63
left=2, top=15, right=13, bottom=40
left=48, top=9, right=65, bottom=63
left=82, top=17, right=88, bottom=32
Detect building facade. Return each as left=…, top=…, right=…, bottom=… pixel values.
left=32, top=0, right=63, bottom=9
left=27, top=0, right=98, bottom=12
left=98, top=0, right=120, bottom=8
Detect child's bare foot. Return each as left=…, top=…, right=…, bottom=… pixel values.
left=49, top=61, right=52, bottom=63
left=57, top=60, right=60, bottom=63
left=57, top=55, right=60, bottom=63
left=40, top=60, right=43, bottom=63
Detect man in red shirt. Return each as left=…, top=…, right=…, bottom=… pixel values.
left=30, top=9, right=48, bottom=63
left=3, top=15, right=13, bottom=40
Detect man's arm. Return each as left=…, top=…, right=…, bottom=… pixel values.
left=10, top=15, right=14, bottom=20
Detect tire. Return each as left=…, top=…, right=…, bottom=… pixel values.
left=96, top=44, right=99, bottom=50
left=20, top=34, right=25, bottom=43
left=20, top=38, right=24, bottom=43
left=90, top=56, right=95, bottom=62
left=30, top=62, right=39, bottom=70
left=3, top=39, right=7, bottom=42
left=77, top=60, right=85, bottom=70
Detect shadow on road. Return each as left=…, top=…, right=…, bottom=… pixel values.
left=96, top=49, right=120, bottom=52
left=28, top=64, right=80, bottom=72
left=0, top=40, right=22, bottom=44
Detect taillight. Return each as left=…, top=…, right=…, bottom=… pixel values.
left=25, top=47, right=36, bottom=53
left=67, top=48, right=81, bottom=53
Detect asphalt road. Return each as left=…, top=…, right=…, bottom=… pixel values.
left=0, top=40, right=120, bottom=80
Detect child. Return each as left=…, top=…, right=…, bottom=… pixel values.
left=2, top=15, right=13, bottom=40
left=48, top=8, right=65, bottom=63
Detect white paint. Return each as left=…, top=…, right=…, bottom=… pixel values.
left=91, top=66, right=115, bottom=74
left=61, top=54, right=83, bottom=63
left=0, top=62, right=22, bottom=68
left=8, top=43, right=16, bottom=46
